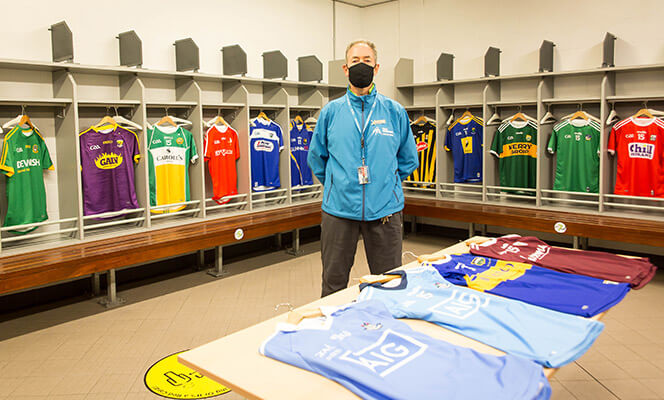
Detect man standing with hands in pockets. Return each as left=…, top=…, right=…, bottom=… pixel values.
left=308, top=39, right=419, bottom=297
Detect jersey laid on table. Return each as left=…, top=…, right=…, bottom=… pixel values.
left=548, top=119, right=600, bottom=193
left=79, top=124, right=140, bottom=216
left=490, top=120, right=538, bottom=191
left=358, top=267, right=604, bottom=368
left=608, top=117, right=664, bottom=197
left=250, top=117, right=283, bottom=191
left=289, top=120, right=313, bottom=187
left=407, top=121, right=437, bottom=184
left=260, top=300, right=551, bottom=400
left=204, top=125, right=239, bottom=204
left=445, top=116, right=483, bottom=182
left=426, top=253, right=629, bottom=317
left=469, top=234, right=657, bottom=289
left=0, top=126, right=53, bottom=233
left=147, top=126, right=198, bottom=213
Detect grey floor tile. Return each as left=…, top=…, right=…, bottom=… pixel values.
left=559, top=380, right=620, bottom=400
left=601, top=379, right=659, bottom=400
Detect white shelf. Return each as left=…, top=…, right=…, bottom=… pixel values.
left=405, top=104, right=437, bottom=110
left=145, top=101, right=198, bottom=108
left=249, top=104, right=286, bottom=110
left=487, top=100, right=537, bottom=107
left=542, top=97, right=601, bottom=105
left=77, top=99, right=141, bottom=107
left=606, top=94, right=664, bottom=103
left=289, top=105, right=321, bottom=111
left=440, top=102, right=483, bottom=109
left=202, top=102, right=246, bottom=109
left=0, top=98, right=72, bottom=107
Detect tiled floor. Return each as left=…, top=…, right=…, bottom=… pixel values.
left=0, top=234, right=663, bottom=399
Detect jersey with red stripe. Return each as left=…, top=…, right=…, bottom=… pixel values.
left=608, top=117, right=664, bottom=197
left=204, top=125, right=240, bottom=204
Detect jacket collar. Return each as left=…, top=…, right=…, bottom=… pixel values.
left=346, top=83, right=377, bottom=108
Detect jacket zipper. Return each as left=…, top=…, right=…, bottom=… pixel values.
left=392, top=169, right=399, bottom=201
left=361, top=99, right=366, bottom=221
left=326, top=175, right=334, bottom=203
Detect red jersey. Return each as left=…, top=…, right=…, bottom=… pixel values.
left=204, top=125, right=240, bottom=204
left=608, top=117, right=664, bottom=197
left=469, top=234, right=657, bottom=289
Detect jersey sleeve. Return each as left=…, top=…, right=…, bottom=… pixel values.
left=234, top=130, right=240, bottom=160
left=547, top=130, right=557, bottom=154
left=129, top=130, right=140, bottom=164
left=0, top=136, right=15, bottom=176
left=490, top=130, right=501, bottom=157
left=607, top=126, right=617, bottom=155
left=277, top=124, right=284, bottom=151
left=444, top=127, right=452, bottom=152
left=189, top=132, right=199, bottom=164
left=203, top=127, right=213, bottom=161
left=41, top=140, right=54, bottom=170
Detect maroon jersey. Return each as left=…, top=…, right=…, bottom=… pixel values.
left=469, top=234, right=656, bottom=289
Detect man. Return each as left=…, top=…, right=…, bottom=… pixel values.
left=308, top=39, right=419, bottom=297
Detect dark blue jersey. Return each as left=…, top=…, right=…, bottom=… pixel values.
left=445, top=117, right=483, bottom=182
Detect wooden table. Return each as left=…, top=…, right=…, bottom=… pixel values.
left=179, top=238, right=594, bottom=400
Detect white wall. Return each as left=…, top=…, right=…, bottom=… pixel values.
left=356, top=0, right=664, bottom=98
left=0, top=0, right=339, bottom=80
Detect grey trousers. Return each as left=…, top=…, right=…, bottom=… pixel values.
left=320, top=210, right=403, bottom=297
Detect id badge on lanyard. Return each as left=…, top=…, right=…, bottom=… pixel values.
left=346, top=95, right=377, bottom=185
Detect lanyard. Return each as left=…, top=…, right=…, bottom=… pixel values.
left=346, top=94, right=377, bottom=166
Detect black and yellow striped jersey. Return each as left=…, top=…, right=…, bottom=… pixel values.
left=407, top=121, right=436, bottom=184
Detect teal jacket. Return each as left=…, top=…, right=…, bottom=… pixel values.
left=308, top=85, right=419, bottom=221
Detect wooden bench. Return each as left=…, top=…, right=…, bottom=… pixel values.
left=0, top=203, right=322, bottom=305
left=404, top=197, right=664, bottom=248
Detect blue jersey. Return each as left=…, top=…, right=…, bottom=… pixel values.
left=250, top=118, right=283, bottom=191
left=359, top=267, right=604, bottom=368
left=426, top=253, right=630, bottom=317
left=260, top=300, right=550, bottom=400
left=289, top=121, right=313, bottom=187
left=445, top=117, right=483, bottom=182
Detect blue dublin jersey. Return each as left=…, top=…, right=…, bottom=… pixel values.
left=426, top=253, right=630, bottom=317
left=359, top=267, right=604, bottom=368
left=445, top=117, right=483, bottom=182
left=289, top=121, right=313, bottom=187
left=250, top=117, right=283, bottom=191
left=260, top=300, right=550, bottom=400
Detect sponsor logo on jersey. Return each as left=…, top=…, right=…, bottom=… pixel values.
left=501, top=142, right=537, bottom=157
left=291, top=146, right=308, bottom=152
left=651, top=135, right=657, bottom=141
left=94, top=152, right=123, bottom=169
left=176, top=137, right=184, bottom=145
left=428, top=288, right=489, bottom=320
left=215, top=149, right=233, bottom=157
left=16, top=158, right=41, bottom=168
left=338, top=329, right=428, bottom=377
left=152, top=139, right=162, bottom=144
left=466, top=260, right=530, bottom=292
left=89, top=144, right=101, bottom=150
left=361, top=322, right=383, bottom=331
left=416, top=141, right=428, bottom=152
left=32, top=144, right=39, bottom=153
left=116, top=139, right=124, bottom=148
left=371, top=119, right=386, bottom=125
left=15, top=147, right=23, bottom=153
left=254, top=139, right=274, bottom=152
left=103, top=140, right=113, bottom=145
left=628, top=142, right=655, bottom=159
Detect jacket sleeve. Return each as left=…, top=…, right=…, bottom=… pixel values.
left=307, top=106, right=329, bottom=185
left=396, top=107, right=419, bottom=180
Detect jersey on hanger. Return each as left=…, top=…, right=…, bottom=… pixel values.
left=490, top=120, right=538, bottom=191
left=426, top=253, right=629, bottom=317
left=469, top=234, right=657, bottom=289
left=0, top=126, right=53, bottom=233
left=548, top=119, right=600, bottom=193
left=445, top=117, right=483, bottom=183
left=204, top=125, right=239, bottom=204
left=407, top=121, right=437, bottom=184
left=260, top=300, right=551, bottom=400
left=608, top=117, right=664, bottom=197
left=147, top=126, right=198, bottom=213
left=79, top=124, right=140, bottom=216
left=289, top=120, right=313, bottom=187
left=250, top=117, right=283, bottom=191
left=358, top=267, right=604, bottom=368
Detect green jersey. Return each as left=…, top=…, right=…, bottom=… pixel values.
left=490, top=120, right=538, bottom=192
left=147, top=126, right=198, bottom=214
left=0, top=126, right=54, bottom=233
left=548, top=119, right=600, bottom=193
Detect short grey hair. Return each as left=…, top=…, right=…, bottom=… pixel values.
left=345, top=40, right=378, bottom=63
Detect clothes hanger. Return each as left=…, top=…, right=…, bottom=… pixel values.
left=458, top=110, right=474, bottom=123
left=606, top=103, right=620, bottom=125
left=155, top=108, right=177, bottom=127
left=632, top=108, right=655, bottom=119
left=93, top=115, right=118, bottom=130
left=540, top=104, right=556, bottom=124
left=561, top=104, right=600, bottom=123
left=445, top=109, right=455, bottom=126
left=486, top=107, right=502, bottom=126
left=412, top=113, right=429, bottom=126
left=293, top=115, right=304, bottom=125
left=111, top=107, right=143, bottom=130
left=256, top=110, right=271, bottom=122
left=2, top=106, right=34, bottom=131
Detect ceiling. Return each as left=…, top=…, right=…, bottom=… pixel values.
left=334, top=0, right=397, bottom=8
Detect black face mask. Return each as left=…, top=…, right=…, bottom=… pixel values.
left=348, top=62, right=375, bottom=89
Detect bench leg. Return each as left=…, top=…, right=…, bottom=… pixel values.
left=207, top=245, right=229, bottom=278
left=274, top=233, right=283, bottom=250
left=468, top=223, right=475, bottom=238
left=480, top=224, right=487, bottom=236
left=197, top=249, right=206, bottom=270
left=286, top=229, right=303, bottom=256
left=581, top=237, right=589, bottom=250
left=92, top=272, right=101, bottom=296
left=573, top=236, right=580, bottom=249
left=98, top=269, right=126, bottom=308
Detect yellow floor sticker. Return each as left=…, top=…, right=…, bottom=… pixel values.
left=144, top=350, right=231, bottom=399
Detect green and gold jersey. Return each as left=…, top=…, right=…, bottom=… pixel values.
left=0, top=126, right=54, bottom=233
left=147, top=126, right=198, bottom=214
left=548, top=119, right=600, bottom=193
left=490, top=120, right=538, bottom=191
